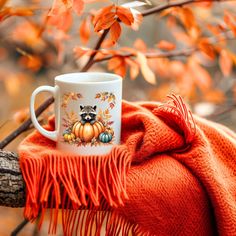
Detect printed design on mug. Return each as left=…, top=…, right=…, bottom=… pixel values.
left=62, top=92, right=116, bottom=146
left=61, top=92, right=83, bottom=108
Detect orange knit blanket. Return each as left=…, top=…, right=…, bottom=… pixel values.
left=18, top=95, right=236, bottom=235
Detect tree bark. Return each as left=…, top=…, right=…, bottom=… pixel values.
left=0, top=150, right=25, bottom=207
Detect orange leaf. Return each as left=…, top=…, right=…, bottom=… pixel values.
left=79, top=18, right=91, bottom=44
left=84, top=0, right=109, bottom=2
left=101, top=39, right=115, bottom=48
left=49, top=0, right=71, bottom=16
left=114, top=63, right=126, bottom=78
left=0, top=7, right=34, bottom=21
left=224, top=11, right=236, bottom=36
left=12, top=22, right=45, bottom=50
left=169, top=61, right=185, bottom=77
left=198, top=38, right=215, bottom=60
left=110, top=21, right=121, bottom=44
left=73, top=0, right=84, bottom=15
left=148, top=58, right=170, bottom=78
left=219, top=49, right=233, bottom=77
left=188, top=58, right=212, bottom=92
left=193, top=1, right=212, bottom=8
left=94, top=12, right=116, bottom=32
left=4, top=73, right=21, bottom=96
left=108, top=56, right=123, bottom=70
left=0, top=0, right=7, bottom=10
left=178, top=7, right=196, bottom=29
left=73, top=46, right=93, bottom=58
left=133, top=38, right=147, bottom=52
left=19, top=55, right=42, bottom=72
left=13, top=108, right=29, bottom=124
left=116, top=6, right=134, bottom=26
left=136, top=52, right=156, bottom=85
left=47, top=9, right=72, bottom=32
left=156, top=40, right=176, bottom=51
left=125, top=57, right=140, bottom=80
left=108, top=56, right=126, bottom=77
left=204, top=89, right=226, bottom=104
left=93, top=5, right=115, bottom=29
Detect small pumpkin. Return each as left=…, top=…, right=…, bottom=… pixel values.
left=64, top=133, right=75, bottom=142
left=105, top=127, right=114, bottom=136
left=99, top=132, right=112, bottom=143
left=72, top=121, right=104, bottom=142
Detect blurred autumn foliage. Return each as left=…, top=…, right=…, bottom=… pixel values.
left=0, top=0, right=236, bottom=126
left=1, top=0, right=236, bottom=234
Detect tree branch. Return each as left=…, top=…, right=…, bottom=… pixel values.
left=93, top=48, right=196, bottom=63
left=80, top=29, right=110, bottom=72
left=142, top=0, right=236, bottom=17
left=92, top=31, right=236, bottom=64
left=0, top=151, right=25, bottom=207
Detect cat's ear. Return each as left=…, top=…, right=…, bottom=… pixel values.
left=93, top=105, right=97, bottom=111
left=80, top=105, right=84, bottom=110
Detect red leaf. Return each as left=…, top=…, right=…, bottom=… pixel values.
left=110, top=21, right=121, bottom=44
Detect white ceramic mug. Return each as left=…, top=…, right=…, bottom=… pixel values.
left=30, top=72, right=122, bottom=155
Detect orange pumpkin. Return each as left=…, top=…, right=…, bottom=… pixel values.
left=63, top=133, right=75, bottom=142
left=72, top=121, right=105, bottom=142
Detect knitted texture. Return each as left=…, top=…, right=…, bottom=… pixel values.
left=18, top=95, right=236, bottom=236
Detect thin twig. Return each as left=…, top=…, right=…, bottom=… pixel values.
left=11, top=219, right=29, bottom=236
left=93, top=48, right=196, bottom=63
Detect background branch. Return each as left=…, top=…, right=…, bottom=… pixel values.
left=92, top=31, right=236, bottom=64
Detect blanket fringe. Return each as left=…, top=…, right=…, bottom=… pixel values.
left=20, top=146, right=131, bottom=234
left=45, top=201, right=152, bottom=236
left=153, top=94, right=196, bottom=144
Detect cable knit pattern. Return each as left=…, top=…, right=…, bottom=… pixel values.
left=18, top=96, right=236, bottom=236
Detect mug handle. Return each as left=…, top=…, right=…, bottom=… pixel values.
left=30, top=86, right=57, bottom=141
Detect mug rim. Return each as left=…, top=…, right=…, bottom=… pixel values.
left=55, top=72, right=122, bottom=84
